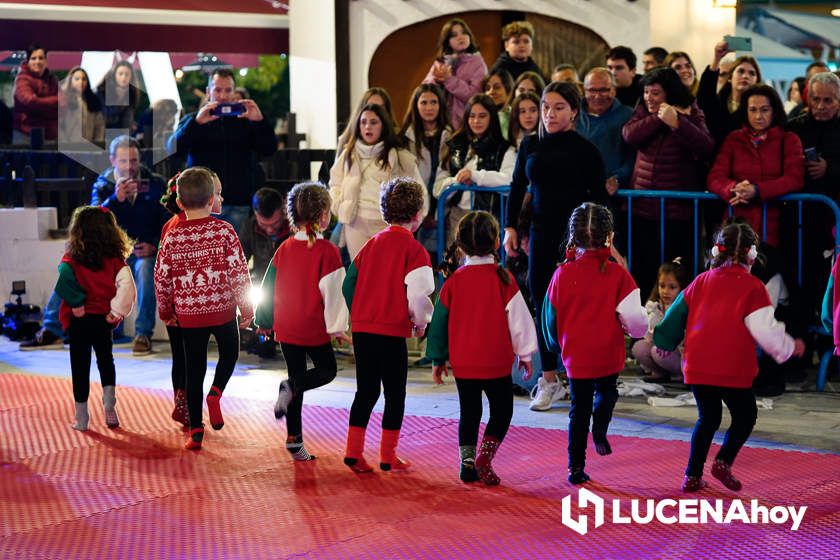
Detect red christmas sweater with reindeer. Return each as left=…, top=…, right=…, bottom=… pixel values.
left=154, top=215, right=253, bottom=328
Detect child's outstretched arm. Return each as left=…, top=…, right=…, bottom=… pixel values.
left=821, top=272, right=833, bottom=334
left=541, top=291, right=561, bottom=354
left=616, top=287, right=648, bottom=339
left=744, top=305, right=796, bottom=364
left=320, top=266, right=349, bottom=338
left=54, top=262, right=86, bottom=312
left=227, top=233, right=254, bottom=325
left=653, top=292, right=688, bottom=352
left=405, top=265, right=435, bottom=336
left=506, top=287, right=538, bottom=378
left=425, top=294, right=450, bottom=367
left=154, top=239, right=175, bottom=324
left=109, top=265, right=136, bottom=323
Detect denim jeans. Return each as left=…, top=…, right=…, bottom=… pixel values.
left=127, top=254, right=156, bottom=338
left=219, top=205, right=251, bottom=238
left=42, top=291, right=65, bottom=338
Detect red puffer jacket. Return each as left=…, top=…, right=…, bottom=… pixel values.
left=622, top=102, right=715, bottom=220
left=707, top=126, right=804, bottom=247
left=12, top=62, right=59, bottom=140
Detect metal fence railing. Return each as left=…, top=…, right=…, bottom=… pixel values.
left=435, top=184, right=511, bottom=269
left=616, top=190, right=840, bottom=286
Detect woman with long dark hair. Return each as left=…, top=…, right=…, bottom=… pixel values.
left=59, top=66, right=104, bottom=146
left=96, top=60, right=139, bottom=131
left=400, top=83, right=452, bottom=254
left=329, top=103, right=423, bottom=259
left=434, top=93, right=514, bottom=243
left=503, top=82, right=609, bottom=411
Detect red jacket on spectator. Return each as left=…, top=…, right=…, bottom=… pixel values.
left=12, top=62, right=58, bottom=140
left=622, top=102, right=715, bottom=220
left=708, top=126, right=804, bottom=247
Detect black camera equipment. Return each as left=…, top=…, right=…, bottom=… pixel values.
left=2, top=281, right=42, bottom=341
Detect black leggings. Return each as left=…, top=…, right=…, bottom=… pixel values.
left=166, top=325, right=186, bottom=393
left=348, top=332, right=407, bottom=431
left=279, top=342, right=337, bottom=437
left=568, top=373, right=619, bottom=469
left=686, top=384, right=757, bottom=477
left=68, top=314, right=115, bottom=403
left=455, top=376, right=513, bottom=446
left=528, top=227, right=562, bottom=372
left=181, top=319, right=240, bottom=429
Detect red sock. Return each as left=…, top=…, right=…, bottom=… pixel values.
left=206, top=386, right=224, bottom=430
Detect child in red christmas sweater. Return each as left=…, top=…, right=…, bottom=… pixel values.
left=655, top=220, right=804, bottom=492
left=542, top=203, right=648, bottom=484
left=426, top=210, right=538, bottom=485
left=54, top=206, right=136, bottom=431
left=154, top=167, right=253, bottom=450
left=255, top=182, right=350, bottom=461
left=342, top=177, right=435, bottom=473
left=158, top=168, right=221, bottom=429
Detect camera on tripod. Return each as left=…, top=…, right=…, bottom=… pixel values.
left=2, top=281, right=42, bottom=341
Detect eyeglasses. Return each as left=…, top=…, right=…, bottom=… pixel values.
left=585, top=87, right=612, bottom=95
left=719, top=71, right=730, bottom=78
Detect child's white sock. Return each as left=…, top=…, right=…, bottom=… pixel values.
left=72, top=401, right=89, bottom=431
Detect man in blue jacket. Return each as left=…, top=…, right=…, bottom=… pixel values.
left=92, top=135, right=168, bottom=355
left=167, top=68, right=276, bottom=235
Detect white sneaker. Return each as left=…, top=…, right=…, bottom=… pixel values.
left=529, top=377, right=560, bottom=411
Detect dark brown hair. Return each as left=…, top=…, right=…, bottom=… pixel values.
left=736, top=84, right=786, bottom=129
left=160, top=172, right=181, bottom=215
left=711, top=219, right=759, bottom=268
left=345, top=103, right=400, bottom=170
left=176, top=167, right=215, bottom=209
left=513, top=71, right=546, bottom=97
left=287, top=182, right=331, bottom=247
left=538, top=81, right=581, bottom=137
left=62, top=66, right=102, bottom=112
left=437, top=18, right=479, bottom=56
left=508, top=91, right=540, bottom=143
left=380, top=177, right=425, bottom=224
left=67, top=206, right=133, bottom=270
left=96, top=60, right=138, bottom=108
left=457, top=210, right=509, bottom=285
left=399, top=83, right=449, bottom=161
left=648, top=258, right=691, bottom=303
left=566, top=202, right=614, bottom=271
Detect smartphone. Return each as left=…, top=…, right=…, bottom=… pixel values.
left=804, top=147, right=819, bottom=162
left=210, top=102, right=246, bottom=117
left=724, top=35, right=752, bottom=52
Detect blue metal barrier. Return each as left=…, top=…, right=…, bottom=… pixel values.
left=616, top=189, right=840, bottom=284
left=435, top=184, right=511, bottom=268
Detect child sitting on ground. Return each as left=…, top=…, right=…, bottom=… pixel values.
left=631, top=258, right=690, bottom=382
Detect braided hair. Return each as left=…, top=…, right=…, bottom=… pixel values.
left=565, top=202, right=615, bottom=272
left=710, top=218, right=759, bottom=268
left=159, top=172, right=181, bottom=215
left=456, top=210, right=510, bottom=285
left=287, top=181, right=331, bottom=248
